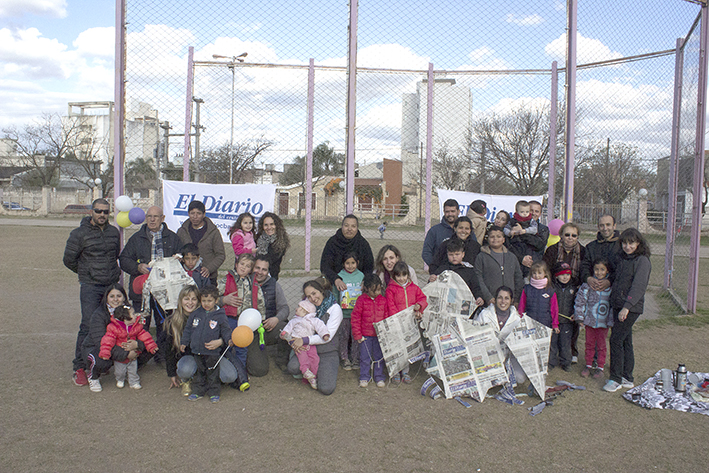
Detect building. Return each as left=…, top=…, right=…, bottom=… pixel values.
left=401, top=78, right=472, bottom=187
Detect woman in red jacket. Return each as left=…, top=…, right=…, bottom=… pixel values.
left=385, top=261, right=428, bottom=384
left=351, top=273, right=388, bottom=388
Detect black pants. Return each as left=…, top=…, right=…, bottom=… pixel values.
left=246, top=320, right=289, bottom=377
left=609, top=311, right=641, bottom=383
left=549, top=323, right=573, bottom=368
left=193, top=354, right=221, bottom=397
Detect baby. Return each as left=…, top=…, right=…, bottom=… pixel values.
left=280, top=300, right=330, bottom=389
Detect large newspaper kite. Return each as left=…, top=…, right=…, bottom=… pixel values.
left=374, top=306, right=426, bottom=377
left=142, top=257, right=195, bottom=311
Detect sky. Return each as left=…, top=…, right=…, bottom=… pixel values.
left=0, top=0, right=703, bottom=169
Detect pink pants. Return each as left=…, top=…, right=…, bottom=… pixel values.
left=584, top=326, right=608, bottom=368
left=296, top=345, right=320, bottom=377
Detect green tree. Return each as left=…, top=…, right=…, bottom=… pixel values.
left=125, top=157, right=157, bottom=194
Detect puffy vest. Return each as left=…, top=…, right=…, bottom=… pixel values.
left=524, top=285, right=555, bottom=328
left=555, top=283, right=576, bottom=324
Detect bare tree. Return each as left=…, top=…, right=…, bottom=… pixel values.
left=199, top=136, right=273, bottom=184
left=431, top=140, right=473, bottom=191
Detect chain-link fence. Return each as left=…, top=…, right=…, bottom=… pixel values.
left=121, top=0, right=704, bottom=307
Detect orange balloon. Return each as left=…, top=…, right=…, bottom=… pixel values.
left=231, top=325, right=254, bottom=348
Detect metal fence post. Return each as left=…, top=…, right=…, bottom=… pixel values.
left=548, top=61, right=558, bottom=220
left=424, top=62, right=434, bottom=272
left=113, top=0, right=126, bottom=256
left=345, top=0, right=358, bottom=215
left=305, top=58, right=315, bottom=272
left=183, top=46, right=194, bottom=182
left=563, top=0, right=577, bottom=222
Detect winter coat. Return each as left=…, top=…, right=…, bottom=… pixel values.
left=82, top=304, right=145, bottom=363
left=255, top=235, right=286, bottom=280
left=519, top=285, right=559, bottom=329
left=251, top=274, right=289, bottom=322
left=63, top=216, right=121, bottom=285
left=177, top=217, right=226, bottom=282
left=223, top=270, right=253, bottom=318
left=119, top=222, right=182, bottom=301
left=99, top=316, right=158, bottom=361
left=543, top=243, right=587, bottom=288
left=429, top=235, right=481, bottom=275
left=351, top=293, right=388, bottom=339
left=580, top=230, right=622, bottom=284
left=385, top=280, right=427, bottom=316
left=162, top=328, right=192, bottom=378
left=435, top=262, right=482, bottom=299
left=377, top=265, right=419, bottom=291
left=181, top=306, right=231, bottom=356
left=320, top=229, right=374, bottom=285
left=184, top=259, right=210, bottom=289
left=282, top=313, right=330, bottom=340
left=474, top=246, right=524, bottom=302
left=554, top=281, right=576, bottom=324
left=610, top=252, right=651, bottom=314
left=422, top=218, right=455, bottom=266
left=231, top=229, right=255, bottom=257
left=464, top=210, right=488, bottom=244
left=574, top=282, right=612, bottom=328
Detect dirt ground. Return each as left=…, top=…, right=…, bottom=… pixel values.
left=1, top=222, right=708, bottom=473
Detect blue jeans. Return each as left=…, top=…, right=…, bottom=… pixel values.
left=359, top=336, right=385, bottom=382
left=75, top=283, right=110, bottom=370
left=176, top=354, right=239, bottom=384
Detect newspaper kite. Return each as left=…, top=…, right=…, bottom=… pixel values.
left=142, top=257, right=195, bottom=311
left=374, top=306, right=426, bottom=377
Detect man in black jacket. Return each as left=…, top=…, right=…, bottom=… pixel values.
left=63, top=198, right=121, bottom=386
left=119, top=206, right=182, bottom=350
left=320, top=214, right=374, bottom=292
left=580, top=214, right=622, bottom=291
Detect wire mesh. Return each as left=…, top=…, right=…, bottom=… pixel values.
left=122, top=0, right=703, bottom=303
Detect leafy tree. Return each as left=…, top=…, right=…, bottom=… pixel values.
left=125, top=157, right=157, bottom=193
left=430, top=141, right=473, bottom=191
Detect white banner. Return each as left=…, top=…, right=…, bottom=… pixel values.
left=436, top=190, right=544, bottom=223
left=162, top=180, right=276, bottom=243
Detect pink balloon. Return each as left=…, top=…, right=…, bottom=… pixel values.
left=548, top=219, right=564, bottom=236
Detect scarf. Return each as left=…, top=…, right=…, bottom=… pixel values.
left=256, top=233, right=277, bottom=255
left=557, top=242, right=581, bottom=279
left=150, top=227, right=164, bottom=260
left=513, top=212, right=532, bottom=223
left=530, top=277, right=548, bottom=289
left=316, top=292, right=337, bottom=320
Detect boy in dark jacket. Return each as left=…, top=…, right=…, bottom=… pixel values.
left=551, top=262, right=575, bottom=371
left=180, top=243, right=210, bottom=289
left=180, top=286, right=231, bottom=402
left=434, top=238, right=484, bottom=305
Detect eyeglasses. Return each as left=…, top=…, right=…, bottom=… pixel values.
left=564, top=233, right=578, bottom=238
left=93, top=209, right=110, bottom=214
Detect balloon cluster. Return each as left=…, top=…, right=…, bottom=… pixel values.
left=546, top=218, right=564, bottom=247
left=114, top=195, right=146, bottom=228
left=231, top=308, right=262, bottom=348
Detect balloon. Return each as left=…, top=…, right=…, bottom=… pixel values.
left=115, top=195, right=133, bottom=212
left=129, top=207, right=146, bottom=225
left=548, top=218, right=564, bottom=236
left=238, top=308, right=263, bottom=331
left=132, top=273, right=149, bottom=294
left=116, top=211, right=132, bottom=228
left=231, top=325, right=254, bottom=348
left=547, top=234, right=560, bottom=248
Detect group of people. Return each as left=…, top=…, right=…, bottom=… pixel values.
left=63, top=197, right=650, bottom=401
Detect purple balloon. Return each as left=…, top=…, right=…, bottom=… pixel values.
left=548, top=218, right=564, bottom=236
left=128, top=207, right=146, bottom=225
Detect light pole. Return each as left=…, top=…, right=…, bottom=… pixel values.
left=193, top=97, right=204, bottom=182
left=212, top=52, right=247, bottom=184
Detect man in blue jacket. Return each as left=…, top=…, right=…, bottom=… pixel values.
left=422, top=199, right=459, bottom=269
left=63, top=199, right=120, bottom=387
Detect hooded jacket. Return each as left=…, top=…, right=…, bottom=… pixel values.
left=177, top=216, right=226, bottom=281
left=474, top=245, right=524, bottom=302
left=63, top=216, right=121, bottom=285
left=351, top=293, right=388, bottom=339
left=99, top=316, right=158, bottom=361
left=320, top=228, right=374, bottom=284
left=421, top=217, right=455, bottom=266
left=385, top=280, right=427, bottom=316
left=429, top=235, right=481, bottom=275
left=181, top=306, right=231, bottom=356
left=580, top=230, right=622, bottom=284
left=610, top=251, right=651, bottom=314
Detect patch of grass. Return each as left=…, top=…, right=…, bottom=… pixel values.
left=635, top=312, right=709, bottom=330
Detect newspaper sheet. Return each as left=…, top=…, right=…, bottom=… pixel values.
left=426, top=317, right=508, bottom=401
left=143, top=257, right=196, bottom=311
left=502, top=315, right=551, bottom=397
left=374, top=306, right=425, bottom=377
left=419, top=271, right=475, bottom=340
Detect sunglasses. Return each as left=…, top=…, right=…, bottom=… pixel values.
left=93, top=209, right=110, bottom=214
left=564, top=233, right=578, bottom=238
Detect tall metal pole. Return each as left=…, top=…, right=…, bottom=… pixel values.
left=193, top=97, right=203, bottom=183
left=424, top=63, right=434, bottom=271
left=305, top=58, right=315, bottom=272
left=563, top=0, right=577, bottom=222
left=665, top=38, right=684, bottom=291
left=344, top=0, right=358, bottom=215
left=548, top=61, right=558, bottom=219
left=229, top=64, right=235, bottom=184
left=688, top=5, right=709, bottom=313
left=113, top=0, right=126, bottom=253
left=183, top=47, right=194, bottom=182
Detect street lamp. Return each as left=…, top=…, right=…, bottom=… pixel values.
left=212, top=52, right=247, bottom=184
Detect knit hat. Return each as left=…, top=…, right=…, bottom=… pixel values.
left=554, top=262, right=572, bottom=277
left=298, top=299, right=316, bottom=315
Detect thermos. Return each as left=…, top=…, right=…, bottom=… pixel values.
left=674, top=364, right=688, bottom=392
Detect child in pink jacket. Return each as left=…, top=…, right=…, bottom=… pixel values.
left=385, top=261, right=427, bottom=384
left=227, top=213, right=257, bottom=258
left=280, top=300, right=330, bottom=390
left=351, top=273, right=388, bottom=388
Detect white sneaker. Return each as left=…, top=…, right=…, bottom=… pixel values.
left=129, top=382, right=142, bottom=390
left=116, top=379, right=125, bottom=389
left=571, top=356, right=578, bottom=364
left=621, top=378, right=634, bottom=389
left=376, top=380, right=386, bottom=388
left=359, top=380, right=368, bottom=388
left=88, top=378, right=102, bottom=392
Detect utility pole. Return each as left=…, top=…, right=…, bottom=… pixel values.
left=193, top=97, right=204, bottom=182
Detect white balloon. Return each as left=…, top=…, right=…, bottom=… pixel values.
left=238, top=308, right=262, bottom=331
left=115, top=195, right=134, bottom=212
